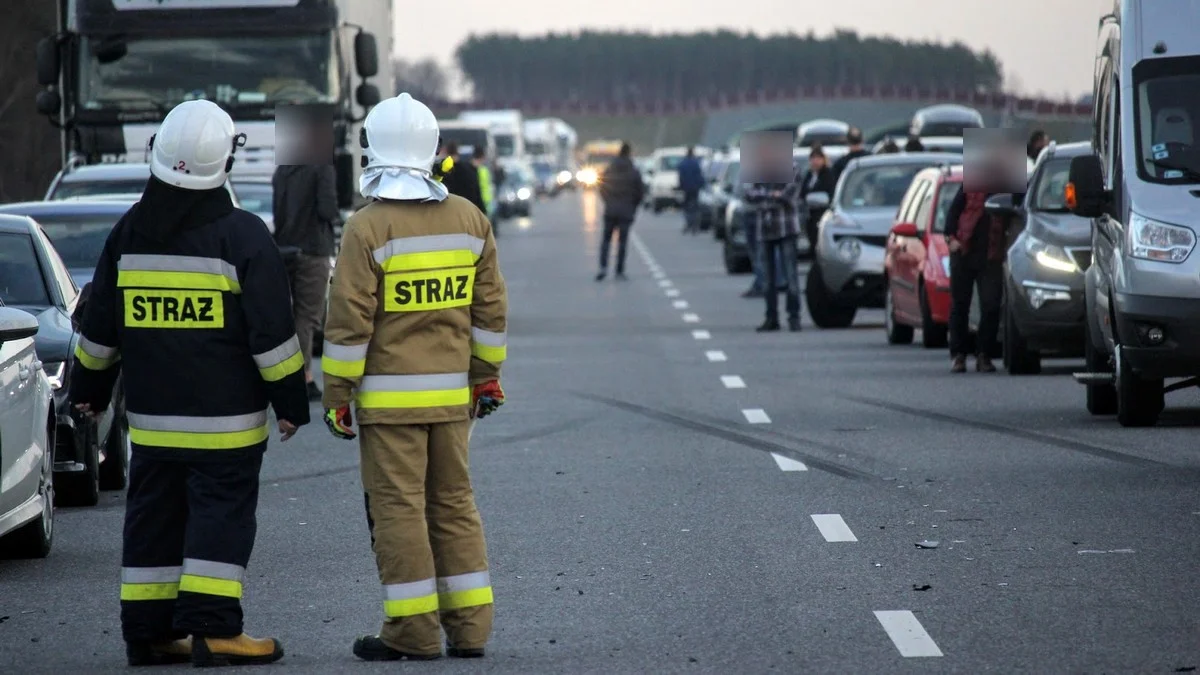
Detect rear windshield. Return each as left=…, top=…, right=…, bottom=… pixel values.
left=0, top=233, right=50, bottom=307
left=53, top=180, right=147, bottom=199
left=32, top=214, right=120, bottom=271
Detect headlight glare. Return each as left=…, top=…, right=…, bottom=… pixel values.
left=1024, top=234, right=1077, bottom=272
left=1128, top=213, right=1195, bottom=263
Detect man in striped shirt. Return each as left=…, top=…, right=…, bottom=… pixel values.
left=742, top=132, right=803, bottom=332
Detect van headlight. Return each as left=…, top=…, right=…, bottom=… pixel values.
left=517, top=187, right=532, bottom=201
left=1128, top=213, right=1195, bottom=263
left=1024, top=234, right=1077, bottom=273
left=43, top=361, right=66, bottom=390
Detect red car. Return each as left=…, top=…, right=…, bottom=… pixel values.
left=883, top=164, right=962, bottom=348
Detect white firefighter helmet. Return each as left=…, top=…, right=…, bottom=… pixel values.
left=149, top=100, right=243, bottom=191
left=360, top=93, right=439, bottom=172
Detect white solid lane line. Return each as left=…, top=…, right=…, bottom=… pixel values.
left=874, top=611, right=944, bottom=658
left=658, top=279, right=673, bottom=288
left=691, top=330, right=711, bottom=340
left=666, top=289, right=681, bottom=297
left=810, top=514, right=857, bottom=542
left=673, top=300, right=689, bottom=309
left=682, top=313, right=700, bottom=323
left=720, top=375, right=746, bottom=389
left=705, top=350, right=727, bottom=362
left=771, top=453, right=808, bottom=471
left=742, top=408, right=771, bottom=424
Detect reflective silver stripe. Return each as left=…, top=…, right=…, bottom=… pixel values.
left=470, top=328, right=506, bottom=347
left=122, top=566, right=182, bottom=584
left=322, top=341, right=370, bottom=361
left=126, top=410, right=268, bottom=433
left=182, top=558, right=245, bottom=582
left=118, top=254, right=240, bottom=283
left=78, top=334, right=118, bottom=359
left=383, top=578, right=438, bottom=600
left=359, top=373, right=469, bottom=392
left=372, top=234, right=486, bottom=264
left=437, top=571, right=491, bottom=593
left=253, top=335, right=301, bottom=369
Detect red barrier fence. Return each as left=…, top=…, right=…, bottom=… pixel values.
left=428, top=85, right=1092, bottom=119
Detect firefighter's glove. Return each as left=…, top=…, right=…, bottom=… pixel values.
left=471, top=381, right=505, bottom=419
left=324, top=406, right=357, bottom=440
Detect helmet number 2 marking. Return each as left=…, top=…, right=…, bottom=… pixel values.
left=175, top=160, right=190, bottom=174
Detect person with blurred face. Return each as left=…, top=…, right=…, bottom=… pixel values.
left=743, top=136, right=804, bottom=332
left=799, top=146, right=836, bottom=252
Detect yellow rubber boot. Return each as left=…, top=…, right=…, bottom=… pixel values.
left=192, top=633, right=284, bottom=668
left=126, top=637, right=192, bottom=666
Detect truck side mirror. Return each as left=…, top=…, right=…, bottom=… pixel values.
left=354, top=33, right=379, bottom=79
left=1066, top=154, right=1108, bottom=219
left=334, top=151, right=355, bottom=209
left=355, top=83, right=381, bottom=109
left=36, top=36, right=61, bottom=86
left=92, top=36, right=127, bottom=64
left=36, top=90, right=62, bottom=116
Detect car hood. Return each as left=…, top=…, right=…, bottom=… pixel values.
left=839, top=207, right=900, bottom=235
left=11, top=305, right=72, bottom=362
left=1026, top=210, right=1091, bottom=246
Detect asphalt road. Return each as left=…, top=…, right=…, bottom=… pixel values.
left=3, top=191, right=1199, bottom=674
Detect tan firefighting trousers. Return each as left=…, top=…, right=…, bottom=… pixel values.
left=359, top=421, right=493, bottom=655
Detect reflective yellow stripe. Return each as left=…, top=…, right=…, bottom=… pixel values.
left=356, top=389, right=470, bottom=409
left=74, top=343, right=120, bottom=370
left=260, top=350, right=303, bottom=382
left=117, top=270, right=242, bottom=294
left=471, top=343, right=506, bottom=363
left=438, top=586, right=494, bottom=611
left=179, top=574, right=243, bottom=599
left=120, top=583, right=179, bottom=601
left=128, top=425, right=269, bottom=450
left=383, top=595, right=439, bottom=617
left=254, top=336, right=304, bottom=382
left=322, top=355, right=366, bottom=378
left=380, top=249, right=479, bottom=273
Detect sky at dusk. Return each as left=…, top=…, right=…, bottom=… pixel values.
left=393, top=0, right=1113, bottom=99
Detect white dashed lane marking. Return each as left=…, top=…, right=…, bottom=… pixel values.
left=874, top=611, right=944, bottom=658
left=705, top=350, right=727, bottom=362
left=658, top=279, right=673, bottom=288
left=771, top=453, right=808, bottom=471
left=673, top=300, right=689, bottom=309
left=666, top=289, right=681, bottom=297
left=691, top=330, right=711, bottom=340
left=682, top=313, right=700, bottom=323
left=810, top=514, right=857, bottom=542
left=720, top=375, right=746, bottom=389
left=742, top=408, right=771, bottom=424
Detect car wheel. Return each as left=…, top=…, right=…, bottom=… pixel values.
left=884, top=283, right=914, bottom=345
left=2, top=424, right=55, bottom=559
left=1115, top=343, right=1163, bottom=427
left=1084, top=319, right=1117, bottom=415
left=919, top=285, right=948, bottom=349
left=805, top=264, right=857, bottom=329
left=57, top=431, right=100, bottom=508
left=99, top=390, right=129, bottom=491
left=1003, top=307, right=1042, bottom=375
left=723, top=239, right=750, bottom=275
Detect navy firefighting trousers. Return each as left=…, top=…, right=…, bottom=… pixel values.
left=119, top=451, right=263, bottom=642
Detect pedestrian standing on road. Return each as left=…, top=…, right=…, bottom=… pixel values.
left=677, top=146, right=705, bottom=235
left=944, top=184, right=1005, bottom=373
left=439, top=141, right=487, bottom=214
left=595, top=141, right=645, bottom=281
left=799, top=145, right=837, bottom=252
left=70, top=100, right=309, bottom=668
left=830, top=127, right=869, bottom=184
left=743, top=135, right=803, bottom=332
left=272, top=118, right=340, bottom=402
left=321, top=93, right=506, bottom=662
left=1027, top=130, right=1049, bottom=161
left=472, top=146, right=497, bottom=222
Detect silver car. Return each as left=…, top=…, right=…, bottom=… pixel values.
left=45, top=162, right=242, bottom=208
left=805, top=153, right=961, bottom=328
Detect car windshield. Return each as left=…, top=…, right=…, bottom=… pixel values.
left=1133, top=56, right=1200, bottom=184
left=53, top=180, right=147, bottom=199
left=29, top=215, right=121, bottom=271
left=0, top=233, right=51, bottom=308
left=527, top=142, right=548, bottom=156
left=441, top=128, right=490, bottom=156
left=233, top=183, right=272, bottom=214
left=78, top=34, right=338, bottom=113
left=495, top=134, right=516, bottom=157
left=1031, top=159, right=1072, bottom=212
left=839, top=164, right=930, bottom=208
left=659, top=155, right=684, bottom=171
left=932, top=182, right=963, bottom=233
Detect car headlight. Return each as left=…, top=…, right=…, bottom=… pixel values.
left=1023, top=234, right=1077, bottom=272
left=1128, top=213, right=1195, bottom=263
left=43, top=361, right=66, bottom=390
left=557, top=170, right=572, bottom=184
left=517, top=187, right=532, bottom=200
left=577, top=168, right=598, bottom=185
left=836, top=237, right=862, bottom=263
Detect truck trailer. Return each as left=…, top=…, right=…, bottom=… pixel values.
left=458, top=109, right=525, bottom=168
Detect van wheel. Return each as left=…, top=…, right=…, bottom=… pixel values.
left=2, top=426, right=55, bottom=559
left=884, top=283, right=914, bottom=344
left=1084, top=321, right=1117, bottom=415
left=919, top=285, right=948, bottom=348
left=1115, top=345, right=1163, bottom=427
left=1003, top=307, right=1041, bottom=375
left=805, top=264, right=857, bottom=328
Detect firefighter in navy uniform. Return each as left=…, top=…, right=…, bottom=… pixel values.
left=69, top=100, right=310, bottom=668
left=321, top=93, right=507, bottom=661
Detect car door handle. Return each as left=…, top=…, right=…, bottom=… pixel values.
left=19, top=365, right=30, bottom=381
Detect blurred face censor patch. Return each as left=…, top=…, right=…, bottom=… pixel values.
left=386, top=268, right=475, bottom=312
left=124, top=289, right=224, bottom=329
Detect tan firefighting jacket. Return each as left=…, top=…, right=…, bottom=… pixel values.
left=321, top=194, right=507, bottom=425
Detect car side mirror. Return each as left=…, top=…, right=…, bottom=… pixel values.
left=805, top=192, right=830, bottom=209
left=984, top=193, right=1017, bottom=216
left=890, top=222, right=919, bottom=238
left=1066, top=154, right=1108, bottom=218
left=354, top=32, right=379, bottom=78
left=0, top=307, right=40, bottom=347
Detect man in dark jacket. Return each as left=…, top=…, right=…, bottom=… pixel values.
left=273, top=143, right=340, bottom=401
left=799, top=146, right=837, bottom=251
left=830, top=127, right=869, bottom=183
left=596, top=142, right=645, bottom=280
left=677, top=147, right=706, bottom=234
left=743, top=138, right=803, bottom=331
left=439, top=141, right=487, bottom=213
left=944, top=188, right=1005, bottom=373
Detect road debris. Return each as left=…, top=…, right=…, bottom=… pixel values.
left=916, top=540, right=940, bottom=549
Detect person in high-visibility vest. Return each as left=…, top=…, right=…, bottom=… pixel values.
left=432, top=141, right=455, bottom=182
left=473, top=147, right=496, bottom=221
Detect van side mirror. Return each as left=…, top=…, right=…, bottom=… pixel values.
left=0, top=307, right=40, bottom=347
left=355, top=83, right=381, bottom=109
left=36, top=36, right=61, bottom=86
left=36, top=90, right=62, bottom=116
left=805, top=192, right=830, bottom=209
left=890, top=222, right=919, bottom=238
left=354, top=33, right=379, bottom=78
left=1066, top=154, right=1108, bottom=218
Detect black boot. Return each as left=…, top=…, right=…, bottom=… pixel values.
left=126, top=638, right=192, bottom=667
left=352, top=635, right=441, bottom=662
left=788, top=317, right=802, bottom=332
left=595, top=270, right=607, bottom=281
left=756, top=320, right=780, bottom=332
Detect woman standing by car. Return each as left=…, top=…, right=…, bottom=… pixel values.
left=799, top=145, right=836, bottom=250
left=944, top=184, right=1005, bottom=373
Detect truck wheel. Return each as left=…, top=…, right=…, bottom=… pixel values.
left=919, top=285, right=948, bottom=348
left=1115, top=345, right=1163, bottom=427
left=805, top=265, right=857, bottom=329
left=1003, top=307, right=1041, bottom=375
left=1084, top=320, right=1117, bottom=415
left=884, top=283, right=914, bottom=345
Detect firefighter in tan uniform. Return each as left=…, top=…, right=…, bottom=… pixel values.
left=320, top=93, right=507, bottom=661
